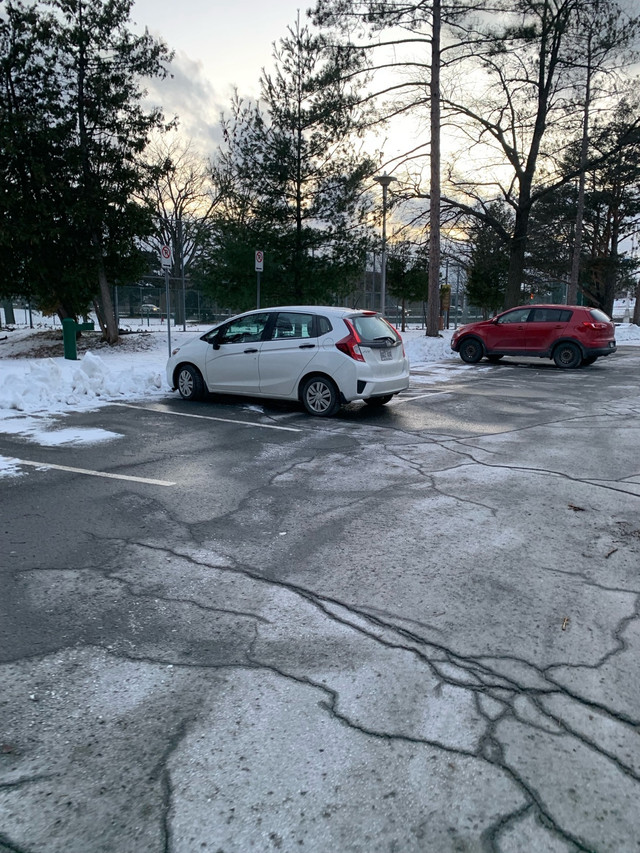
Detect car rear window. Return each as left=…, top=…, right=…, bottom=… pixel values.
left=589, top=308, right=611, bottom=323
left=349, top=313, right=399, bottom=341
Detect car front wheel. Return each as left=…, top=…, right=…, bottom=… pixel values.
left=364, top=395, right=393, bottom=407
left=177, top=364, right=205, bottom=400
left=301, top=376, right=341, bottom=417
left=459, top=338, right=483, bottom=363
left=553, top=342, right=582, bottom=369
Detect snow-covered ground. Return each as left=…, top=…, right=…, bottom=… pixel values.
left=1, top=313, right=639, bottom=472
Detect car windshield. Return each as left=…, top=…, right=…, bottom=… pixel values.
left=350, top=313, right=399, bottom=342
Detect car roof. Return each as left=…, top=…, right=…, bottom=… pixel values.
left=230, top=306, right=377, bottom=318
left=514, top=303, right=585, bottom=310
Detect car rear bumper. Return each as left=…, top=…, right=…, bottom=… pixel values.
left=345, top=374, right=410, bottom=401
left=584, top=342, right=617, bottom=357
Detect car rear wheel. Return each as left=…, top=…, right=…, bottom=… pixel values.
left=553, top=342, right=582, bottom=369
left=364, top=395, right=393, bottom=407
left=486, top=354, right=503, bottom=363
left=177, top=364, right=205, bottom=400
left=582, top=355, right=598, bottom=366
left=459, top=338, right=483, bottom=363
left=301, top=376, right=341, bottom=417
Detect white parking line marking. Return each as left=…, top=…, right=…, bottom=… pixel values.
left=114, top=403, right=303, bottom=432
left=14, top=459, right=176, bottom=486
left=391, top=392, right=453, bottom=405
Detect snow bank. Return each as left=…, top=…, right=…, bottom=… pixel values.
left=0, top=351, right=164, bottom=414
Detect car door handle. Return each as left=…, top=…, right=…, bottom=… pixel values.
left=298, top=344, right=316, bottom=349
left=243, top=348, right=259, bottom=354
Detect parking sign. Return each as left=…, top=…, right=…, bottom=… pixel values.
left=160, top=245, right=172, bottom=268
left=255, top=250, right=264, bottom=272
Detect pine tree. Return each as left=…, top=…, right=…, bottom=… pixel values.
left=0, top=0, right=172, bottom=342
left=204, top=17, right=375, bottom=308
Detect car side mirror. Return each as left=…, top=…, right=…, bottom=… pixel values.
left=210, top=332, right=221, bottom=350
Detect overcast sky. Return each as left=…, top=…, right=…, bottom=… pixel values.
left=132, top=0, right=311, bottom=153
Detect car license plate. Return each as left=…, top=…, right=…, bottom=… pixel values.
left=380, top=349, right=393, bottom=361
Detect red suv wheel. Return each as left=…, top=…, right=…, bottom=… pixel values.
left=459, top=337, right=483, bottom=363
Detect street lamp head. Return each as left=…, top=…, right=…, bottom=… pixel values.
left=373, top=173, right=397, bottom=189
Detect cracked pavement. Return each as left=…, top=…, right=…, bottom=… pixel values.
left=1, top=350, right=640, bottom=852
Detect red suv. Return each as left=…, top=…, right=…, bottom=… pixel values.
left=451, top=304, right=617, bottom=368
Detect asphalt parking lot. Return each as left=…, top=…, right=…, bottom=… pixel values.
left=2, top=349, right=640, bottom=853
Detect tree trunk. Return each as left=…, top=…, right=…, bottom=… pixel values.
left=602, top=216, right=620, bottom=318
left=426, top=0, right=441, bottom=337
left=504, top=206, right=530, bottom=308
left=97, top=262, right=119, bottom=344
left=568, top=44, right=593, bottom=306
left=633, top=279, right=640, bottom=326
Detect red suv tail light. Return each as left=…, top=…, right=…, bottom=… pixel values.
left=582, top=321, right=609, bottom=331
left=336, top=320, right=365, bottom=362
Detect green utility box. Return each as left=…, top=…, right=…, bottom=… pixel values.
left=62, top=318, right=95, bottom=360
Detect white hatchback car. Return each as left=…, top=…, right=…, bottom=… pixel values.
left=166, top=306, right=410, bottom=416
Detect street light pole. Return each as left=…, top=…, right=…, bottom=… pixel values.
left=373, top=173, right=397, bottom=317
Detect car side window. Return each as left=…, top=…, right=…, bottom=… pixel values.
left=497, top=308, right=531, bottom=324
left=530, top=308, right=570, bottom=322
left=315, top=315, right=332, bottom=336
left=218, top=313, right=271, bottom=344
left=269, top=312, right=316, bottom=340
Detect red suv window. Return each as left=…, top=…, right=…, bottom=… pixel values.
left=530, top=308, right=572, bottom=322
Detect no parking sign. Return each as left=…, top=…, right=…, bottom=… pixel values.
left=160, top=245, right=172, bottom=268
left=255, top=250, right=264, bottom=272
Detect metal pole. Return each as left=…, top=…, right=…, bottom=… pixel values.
left=178, top=218, right=186, bottom=332
left=256, top=271, right=261, bottom=309
left=165, top=268, right=172, bottom=357
left=372, top=252, right=377, bottom=312
left=381, top=183, right=387, bottom=317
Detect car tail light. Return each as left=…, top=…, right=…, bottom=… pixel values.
left=582, top=321, right=609, bottom=331
left=336, top=320, right=365, bottom=361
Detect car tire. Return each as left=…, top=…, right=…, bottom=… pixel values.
left=582, top=356, right=598, bottom=366
left=177, top=364, right=206, bottom=400
left=553, top=342, right=582, bottom=369
left=486, top=354, right=503, bottom=363
left=364, top=395, right=393, bottom=407
left=459, top=337, right=484, bottom=364
left=301, top=375, right=341, bottom=417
